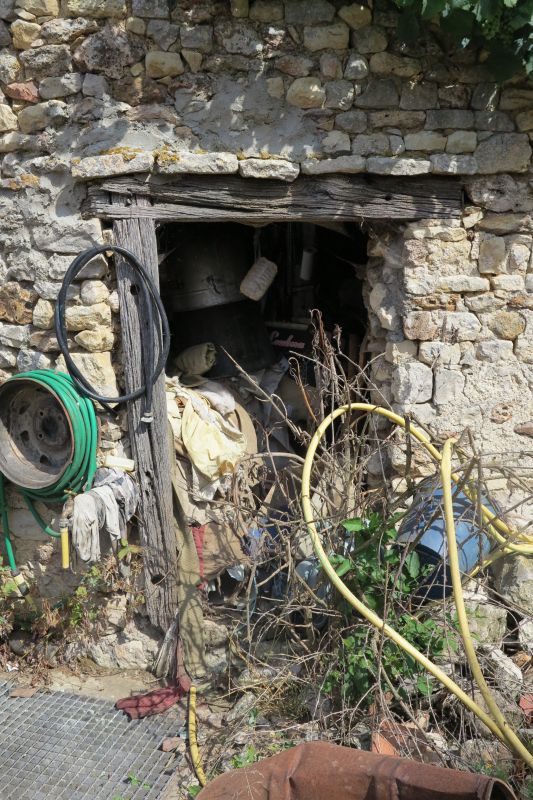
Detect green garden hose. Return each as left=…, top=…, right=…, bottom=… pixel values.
left=0, top=370, right=98, bottom=590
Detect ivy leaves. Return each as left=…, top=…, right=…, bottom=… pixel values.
left=392, top=0, right=533, bottom=79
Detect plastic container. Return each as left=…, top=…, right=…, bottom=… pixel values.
left=398, top=480, right=493, bottom=600
left=240, top=257, right=278, bottom=301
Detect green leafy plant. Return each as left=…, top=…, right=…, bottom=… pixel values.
left=126, top=773, right=151, bottom=789
left=392, top=0, right=533, bottom=79
left=187, top=785, right=202, bottom=798
left=324, top=514, right=457, bottom=707
left=230, top=745, right=259, bottom=770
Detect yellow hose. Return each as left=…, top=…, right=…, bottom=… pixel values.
left=440, top=440, right=533, bottom=764
left=189, top=685, right=207, bottom=787
left=301, top=403, right=533, bottom=768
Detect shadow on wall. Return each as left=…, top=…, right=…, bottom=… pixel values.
left=49, top=38, right=321, bottom=161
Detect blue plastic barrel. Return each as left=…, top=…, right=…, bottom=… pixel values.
left=398, top=480, right=493, bottom=600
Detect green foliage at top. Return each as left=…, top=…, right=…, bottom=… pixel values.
left=324, top=513, right=457, bottom=707
left=391, top=0, right=533, bottom=79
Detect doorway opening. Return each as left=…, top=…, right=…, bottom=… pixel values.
left=158, top=220, right=368, bottom=424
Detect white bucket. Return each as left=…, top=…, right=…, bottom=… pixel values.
left=240, top=256, right=278, bottom=301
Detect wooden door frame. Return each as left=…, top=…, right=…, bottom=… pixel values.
left=89, top=173, right=463, bottom=632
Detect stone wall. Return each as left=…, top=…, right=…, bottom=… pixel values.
left=0, top=0, right=532, bottom=571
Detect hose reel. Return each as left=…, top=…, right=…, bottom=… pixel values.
left=0, top=370, right=98, bottom=588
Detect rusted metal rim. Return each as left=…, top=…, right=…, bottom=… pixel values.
left=0, top=376, right=74, bottom=490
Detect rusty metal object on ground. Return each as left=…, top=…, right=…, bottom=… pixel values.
left=197, top=741, right=517, bottom=800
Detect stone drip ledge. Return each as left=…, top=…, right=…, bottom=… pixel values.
left=68, top=145, right=531, bottom=184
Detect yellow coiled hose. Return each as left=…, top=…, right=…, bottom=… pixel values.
left=301, top=403, right=533, bottom=768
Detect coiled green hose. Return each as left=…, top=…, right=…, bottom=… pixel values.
left=0, top=370, right=98, bottom=578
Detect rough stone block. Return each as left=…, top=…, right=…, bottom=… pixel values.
left=446, top=130, right=477, bottom=153
left=0, top=346, right=16, bottom=368
left=17, top=349, right=52, bottom=372
left=442, top=311, right=481, bottom=341
left=72, top=152, right=154, bottom=179
left=238, top=158, right=300, bottom=182
left=145, top=51, right=184, bottom=78
left=158, top=151, right=239, bottom=175
left=433, top=367, right=465, bottom=405
left=131, top=0, right=168, bottom=17
left=20, top=44, right=72, bottom=79
left=430, top=154, right=478, bottom=175
left=351, top=25, right=387, bottom=53
left=354, top=77, right=398, bottom=108
left=499, top=88, right=533, bottom=110
left=404, top=131, right=446, bottom=151
left=4, top=80, right=38, bottom=103
left=492, top=555, right=533, bottom=615
left=438, top=275, right=490, bottom=293
left=82, top=73, right=108, bottom=97
left=180, top=23, right=213, bottom=52
left=515, top=110, right=533, bottom=132
left=325, top=79, right=354, bottom=109
left=0, top=283, right=36, bottom=325
left=33, top=298, right=54, bottom=329
left=471, top=82, right=499, bottom=111
left=418, top=341, right=460, bottom=366
left=0, top=104, right=18, bottom=133
left=399, top=81, right=437, bottom=110
left=284, top=0, right=335, bottom=24
left=367, top=156, right=431, bottom=175
left=491, top=274, right=524, bottom=291
left=303, top=22, right=349, bottom=51
left=56, top=351, right=117, bottom=396
left=384, top=339, right=417, bottom=364
left=343, top=52, right=368, bottom=79
left=507, top=239, right=531, bottom=273
left=369, top=110, right=425, bottom=128
left=74, top=327, right=114, bottom=352
left=425, top=109, right=474, bottom=129
left=369, top=51, right=420, bottom=78
left=64, top=302, right=111, bottom=332
left=474, top=134, right=532, bottom=174
left=474, top=111, right=514, bottom=132
left=249, top=0, right=283, bottom=21
left=485, top=310, right=525, bottom=340
left=334, top=109, right=366, bottom=133
left=0, top=322, right=31, bottom=347
left=392, top=361, right=433, bottom=404
left=146, top=19, right=179, bottom=50
left=479, top=236, right=506, bottom=274
left=67, top=0, right=125, bottom=16
left=322, top=129, right=350, bottom=154
left=276, top=54, right=313, bottom=77
left=338, top=3, right=371, bottom=29
left=74, top=26, right=146, bottom=79
left=301, top=155, right=365, bottom=174
left=404, top=311, right=441, bottom=340
left=41, top=17, right=100, bottom=42
left=0, top=53, right=21, bottom=84
left=476, top=340, right=514, bottom=362
left=39, top=73, right=83, bottom=99
left=286, top=76, right=325, bottom=108
left=351, top=133, right=389, bottom=155
left=18, top=100, right=68, bottom=133
left=11, top=19, right=41, bottom=50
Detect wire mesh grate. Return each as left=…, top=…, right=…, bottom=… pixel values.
left=0, top=681, right=181, bottom=799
